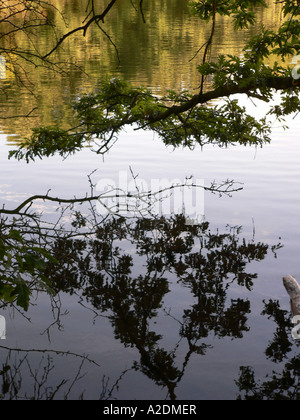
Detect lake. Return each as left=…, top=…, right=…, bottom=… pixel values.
left=0, top=0, right=299, bottom=400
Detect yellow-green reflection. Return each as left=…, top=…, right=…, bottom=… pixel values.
left=0, top=0, right=283, bottom=141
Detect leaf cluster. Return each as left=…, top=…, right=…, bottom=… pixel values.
left=8, top=127, right=85, bottom=163
left=198, top=54, right=286, bottom=91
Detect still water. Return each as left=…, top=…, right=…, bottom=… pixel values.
left=0, top=0, right=299, bottom=400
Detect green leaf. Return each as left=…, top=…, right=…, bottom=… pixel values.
left=14, top=282, right=31, bottom=311
left=0, top=283, right=16, bottom=304
left=8, top=229, right=24, bottom=244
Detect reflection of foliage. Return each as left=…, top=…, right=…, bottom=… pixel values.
left=40, top=214, right=281, bottom=399
left=261, top=299, right=294, bottom=363
left=10, top=76, right=298, bottom=161
left=236, top=357, right=300, bottom=400
left=0, top=201, right=284, bottom=399
left=236, top=299, right=300, bottom=400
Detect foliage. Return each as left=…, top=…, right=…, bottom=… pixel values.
left=8, top=127, right=85, bottom=163
left=0, top=210, right=291, bottom=399
left=236, top=299, right=300, bottom=400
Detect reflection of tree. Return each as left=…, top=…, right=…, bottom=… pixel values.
left=0, top=175, right=284, bottom=400
left=0, top=346, right=101, bottom=400
left=261, top=299, right=294, bottom=363
left=235, top=299, right=300, bottom=400
left=42, top=214, right=281, bottom=399
left=236, top=356, right=300, bottom=401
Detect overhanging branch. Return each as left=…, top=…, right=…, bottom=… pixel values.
left=150, top=76, right=297, bottom=124
left=0, top=180, right=242, bottom=216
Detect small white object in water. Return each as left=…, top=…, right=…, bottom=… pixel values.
left=0, top=315, right=6, bottom=339
left=283, top=274, right=300, bottom=316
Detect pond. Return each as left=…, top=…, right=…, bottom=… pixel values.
left=0, top=0, right=299, bottom=400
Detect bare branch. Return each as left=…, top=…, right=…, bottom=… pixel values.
left=0, top=344, right=101, bottom=367
left=139, top=0, right=146, bottom=23
left=0, top=107, right=38, bottom=120
left=42, top=0, right=119, bottom=60
left=0, top=178, right=242, bottom=217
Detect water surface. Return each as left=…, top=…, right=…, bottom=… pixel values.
left=0, top=0, right=299, bottom=400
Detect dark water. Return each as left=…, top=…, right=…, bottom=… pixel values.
left=0, top=0, right=299, bottom=400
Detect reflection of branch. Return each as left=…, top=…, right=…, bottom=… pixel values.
left=0, top=107, right=38, bottom=120
left=200, top=0, right=217, bottom=95
left=0, top=347, right=101, bottom=400
left=261, top=299, right=294, bottom=363
left=42, top=0, right=119, bottom=59
left=139, top=0, right=146, bottom=23
left=0, top=346, right=100, bottom=367
left=0, top=345, right=100, bottom=367
left=0, top=193, right=100, bottom=215
left=147, top=77, right=295, bottom=125
left=236, top=359, right=300, bottom=400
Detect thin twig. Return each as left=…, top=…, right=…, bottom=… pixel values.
left=42, top=0, right=119, bottom=59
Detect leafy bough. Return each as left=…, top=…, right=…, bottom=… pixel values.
left=9, top=69, right=300, bottom=162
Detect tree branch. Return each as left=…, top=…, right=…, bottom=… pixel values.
left=200, top=0, right=217, bottom=95
left=0, top=180, right=242, bottom=216
left=146, top=76, right=298, bottom=124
